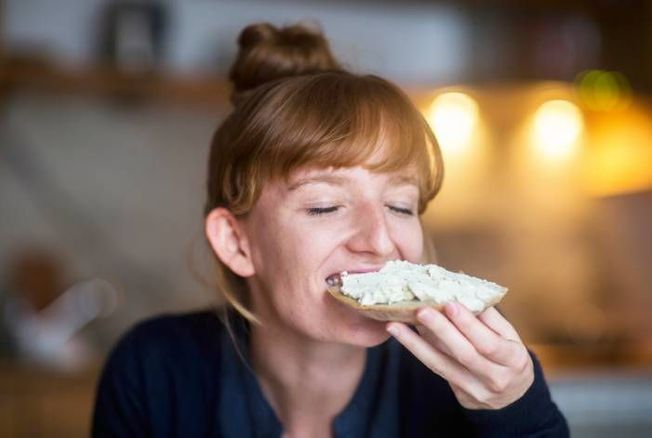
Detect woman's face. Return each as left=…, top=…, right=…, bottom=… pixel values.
left=241, top=165, right=424, bottom=347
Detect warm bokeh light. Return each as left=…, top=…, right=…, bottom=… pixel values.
left=420, top=90, right=490, bottom=227
left=582, top=107, right=652, bottom=197
left=426, top=92, right=479, bottom=158
left=532, top=99, right=583, bottom=161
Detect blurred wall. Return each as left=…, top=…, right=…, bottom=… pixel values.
left=0, top=93, right=223, bottom=341
left=5, top=0, right=470, bottom=86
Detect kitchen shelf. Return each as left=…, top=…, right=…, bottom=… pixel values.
left=0, top=56, right=230, bottom=107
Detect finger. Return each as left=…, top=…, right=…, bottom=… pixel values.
left=415, top=308, right=502, bottom=380
left=386, top=322, right=483, bottom=393
left=416, top=325, right=454, bottom=357
left=443, top=302, right=521, bottom=366
left=478, top=307, right=522, bottom=342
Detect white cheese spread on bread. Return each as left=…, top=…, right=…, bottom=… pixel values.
left=340, top=260, right=507, bottom=313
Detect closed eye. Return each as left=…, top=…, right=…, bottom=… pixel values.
left=306, top=205, right=414, bottom=216
left=387, top=205, right=415, bottom=216
left=306, top=206, right=340, bottom=216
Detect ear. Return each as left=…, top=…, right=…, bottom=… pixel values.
left=205, top=208, right=255, bottom=277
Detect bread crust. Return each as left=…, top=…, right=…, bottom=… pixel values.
left=327, top=286, right=506, bottom=324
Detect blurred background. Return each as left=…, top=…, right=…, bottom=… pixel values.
left=0, top=0, right=651, bottom=436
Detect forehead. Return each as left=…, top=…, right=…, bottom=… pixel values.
left=285, top=166, right=420, bottom=191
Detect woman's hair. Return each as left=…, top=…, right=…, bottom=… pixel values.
left=228, top=21, right=342, bottom=105
left=205, top=22, right=444, bottom=322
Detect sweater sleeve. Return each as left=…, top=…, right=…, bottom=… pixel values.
left=461, top=351, right=569, bottom=437
left=91, top=325, right=151, bottom=438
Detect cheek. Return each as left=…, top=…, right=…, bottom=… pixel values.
left=250, top=216, right=332, bottom=291
left=391, top=219, right=424, bottom=262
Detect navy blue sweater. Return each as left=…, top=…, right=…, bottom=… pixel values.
left=92, top=309, right=568, bottom=437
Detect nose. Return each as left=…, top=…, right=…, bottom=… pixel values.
left=346, top=202, right=396, bottom=258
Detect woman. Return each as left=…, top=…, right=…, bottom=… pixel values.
left=93, top=22, right=568, bottom=437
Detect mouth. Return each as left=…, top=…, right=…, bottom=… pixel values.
left=324, top=267, right=384, bottom=288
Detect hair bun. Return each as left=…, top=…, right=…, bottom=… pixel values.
left=237, top=23, right=278, bottom=50
left=228, top=21, right=341, bottom=105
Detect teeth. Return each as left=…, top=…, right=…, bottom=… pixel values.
left=325, top=273, right=343, bottom=288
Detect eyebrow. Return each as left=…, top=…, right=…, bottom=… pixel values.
left=287, top=173, right=419, bottom=192
left=387, top=174, right=419, bottom=187
left=287, top=175, right=349, bottom=191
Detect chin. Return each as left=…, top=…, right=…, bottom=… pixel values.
left=322, top=294, right=392, bottom=347
left=340, top=314, right=392, bottom=347
left=345, top=329, right=391, bottom=348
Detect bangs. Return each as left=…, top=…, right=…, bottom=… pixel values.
left=245, top=73, right=443, bottom=212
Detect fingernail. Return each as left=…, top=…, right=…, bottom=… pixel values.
left=386, top=324, right=399, bottom=336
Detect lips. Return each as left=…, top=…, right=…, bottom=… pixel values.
left=331, top=267, right=383, bottom=276
left=325, top=266, right=384, bottom=286
left=346, top=267, right=384, bottom=274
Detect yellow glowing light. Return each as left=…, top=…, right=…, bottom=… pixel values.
left=582, top=108, right=652, bottom=197
left=426, top=92, right=479, bottom=157
left=532, top=99, right=583, bottom=160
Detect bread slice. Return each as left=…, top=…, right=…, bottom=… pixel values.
left=326, top=260, right=507, bottom=324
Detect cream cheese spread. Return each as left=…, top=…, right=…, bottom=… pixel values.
left=340, top=260, right=507, bottom=313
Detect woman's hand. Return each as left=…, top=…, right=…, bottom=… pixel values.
left=386, top=303, right=534, bottom=410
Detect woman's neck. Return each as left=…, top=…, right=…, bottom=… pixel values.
left=249, top=320, right=367, bottom=437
